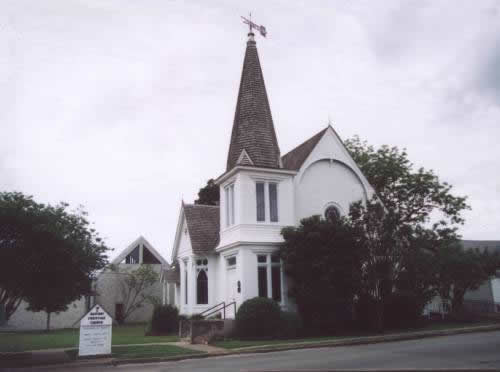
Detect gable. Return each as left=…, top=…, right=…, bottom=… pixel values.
left=112, top=236, right=167, bottom=266
left=171, top=204, right=220, bottom=260
left=177, top=217, right=193, bottom=257
left=294, top=126, right=375, bottom=197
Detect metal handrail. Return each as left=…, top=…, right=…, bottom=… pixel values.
left=200, top=301, right=225, bottom=318
left=199, top=301, right=237, bottom=319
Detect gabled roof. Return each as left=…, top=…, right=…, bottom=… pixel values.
left=184, top=204, right=220, bottom=255
left=226, top=34, right=281, bottom=171
left=111, top=236, right=167, bottom=266
left=281, top=127, right=328, bottom=170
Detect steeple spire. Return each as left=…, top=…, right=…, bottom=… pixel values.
left=226, top=32, right=281, bottom=171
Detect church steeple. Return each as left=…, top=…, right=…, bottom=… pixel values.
left=226, top=32, right=281, bottom=171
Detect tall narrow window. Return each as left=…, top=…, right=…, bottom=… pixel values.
left=257, top=253, right=282, bottom=303
left=256, top=182, right=265, bottom=222
left=269, top=183, right=278, bottom=222
left=184, top=269, right=188, bottom=305
left=196, top=270, right=208, bottom=305
left=225, top=184, right=235, bottom=226
left=258, top=267, right=268, bottom=297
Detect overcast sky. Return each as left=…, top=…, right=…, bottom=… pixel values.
left=2, top=0, right=500, bottom=261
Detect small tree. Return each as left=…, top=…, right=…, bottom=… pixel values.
left=113, top=264, right=159, bottom=324
left=194, top=179, right=219, bottom=206
left=281, top=215, right=364, bottom=333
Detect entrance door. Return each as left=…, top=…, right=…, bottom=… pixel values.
left=225, top=268, right=237, bottom=318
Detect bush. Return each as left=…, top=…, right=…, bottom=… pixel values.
left=279, top=311, right=303, bottom=338
left=383, top=293, right=420, bottom=329
left=236, top=297, right=281, bottom=339
left=149, top=304, right=179, bottom=335
left=189, top=313, right=204, bottom=320
left=354, top=294, right=379, bottom=332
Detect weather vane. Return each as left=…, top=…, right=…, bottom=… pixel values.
left=241, top=13, right=267, bottom=37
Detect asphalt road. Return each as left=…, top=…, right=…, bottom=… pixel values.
left=19, top=330, right=500, bottom=371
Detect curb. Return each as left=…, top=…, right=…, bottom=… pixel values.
left=226, top=324, right=500, bottom=355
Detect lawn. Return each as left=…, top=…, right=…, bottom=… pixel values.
left=0, top=324, right=179, bottom=352
left=214, top=321, right=498, bottom=349
left=65, top=344, right=202, bottom=360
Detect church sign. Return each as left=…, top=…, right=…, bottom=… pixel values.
left=78, top=304, right=112, bottom=357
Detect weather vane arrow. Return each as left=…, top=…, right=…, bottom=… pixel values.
left=241, top=13, right=267, bottom=37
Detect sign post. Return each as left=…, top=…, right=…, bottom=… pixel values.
left=78, top=304, right=112, bottom=357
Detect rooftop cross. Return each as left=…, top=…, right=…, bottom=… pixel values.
left=241, top=13, right=267, bottom=38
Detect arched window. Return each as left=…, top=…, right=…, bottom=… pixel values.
left=197, top=270, right=208, bottom=305
left=325, top=205, right=340, bottom=222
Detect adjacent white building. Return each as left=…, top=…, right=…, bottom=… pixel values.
left=166, top=31, right=375, bottom=317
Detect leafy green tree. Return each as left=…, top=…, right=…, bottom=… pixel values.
left=345, top=136, right=469, bottom=227
left=111, top=264, right=160, bottom=324
left=435, top=243, right=499, bottom=312
left=343, top=137, right=472, bottom=330
left=194, top=179, right=219, bottom=206
left=281, top=215, right=365, bottom=333
left=0, top=192, right=109, bottom=329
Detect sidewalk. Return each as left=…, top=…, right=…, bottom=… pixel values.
left=1, top=323, right=500, bottom=369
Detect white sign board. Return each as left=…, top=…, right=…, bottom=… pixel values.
left=78, top=304, right=112, bottom=357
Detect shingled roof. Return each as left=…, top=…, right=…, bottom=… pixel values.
left=281, top=127, right=328, bottom=170
left=184, top=204, right=220, bottom=255
left=226, top=34, right=281, bottom=171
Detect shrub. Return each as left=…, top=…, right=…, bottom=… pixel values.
left=354, top=294, right=379, bottom=332
left=236, top=297, right=281, bottom=339
left=279, top=311, right=303, bottom=338
left=383, top=293, right=420, bottom=329
left=149, top=304, right=179, bottom=335
left=189, top=313, right=204, bottom=320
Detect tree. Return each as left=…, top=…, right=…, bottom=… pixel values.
left=345, top=136, right=469, bottom=227
left=0, top=192, right=109, bottom=329
left=435, top=243, right=499, bottom=312
left=194, top=179, right=219, bottom=206
left=112, top=264, right=159, bottom=324
left=281, top=215, right=365, bottom=333
left=342, top=137, right=474, bottom=330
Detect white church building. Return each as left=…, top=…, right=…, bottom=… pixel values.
left=165, top=30, right=375, bottom=317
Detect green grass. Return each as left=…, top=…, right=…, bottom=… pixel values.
left=0, top=324, right=179, bottom=352
left=214, top=321, right=499, bottom=350
left=65, top=344, right=201, bottom=360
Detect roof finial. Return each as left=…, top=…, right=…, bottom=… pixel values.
left=241, top=13, right=267, bottom=40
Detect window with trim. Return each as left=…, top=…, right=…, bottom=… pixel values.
left=257, top=253, right=282, bottom=302
left=225, top=183, right=235, bottom=227
left=255, top=182, right=279, bottom=222
left=196, top=258, right=208, bottom=305
left=226, top=256, right=237, bottom=268
left=324, top=205, right=341, bottom=222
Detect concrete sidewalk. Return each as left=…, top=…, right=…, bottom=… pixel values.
left=1, top=323, right=500, bottom=369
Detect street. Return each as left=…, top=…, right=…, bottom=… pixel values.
left=17, top=331, right=500, bottom=371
